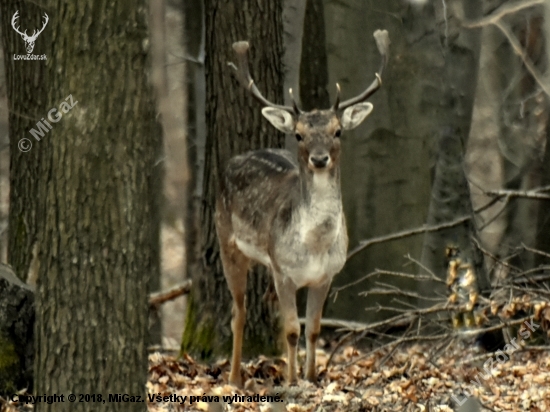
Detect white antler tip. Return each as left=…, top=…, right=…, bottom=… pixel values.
left=232, top=41, right=250, bottom=54
left=373, top=30, right=390, bottom=55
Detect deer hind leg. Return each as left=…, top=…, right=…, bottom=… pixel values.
left=305, top=281, right=330, bottom=382
left=273, top=275, right=299, bottom=384
left=219, top=235, right=250, bottom=387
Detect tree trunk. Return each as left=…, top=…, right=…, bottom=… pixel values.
left=182, top=0, right=284, bottom=359
left=495, top=13, right=548, bottom=273
left=0, top=1, right=47, bottom=282
left=282, top=0, right=306, bottom=153
left=299, top=0, right=329, bottom=112
left=418, top=0, right=488, bottom=294
left=323, top=0, right=435, bottom=321
left=182, top=0, right=205, bottom=334
left=0, top=0, right=49, bottom=392
left=5, top=1, right=162, bottom=410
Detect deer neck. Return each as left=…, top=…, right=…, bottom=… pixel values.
left=298, top=163, right=342, bottom=212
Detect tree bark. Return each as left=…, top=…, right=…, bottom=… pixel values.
left=323, top=0, right=435, bottom=321
left=182, top=0, right=284, bottom=359
left=282, top=0, right=306, bottom=153
left=417, top=0, right=488, bottom=294
left=0, top=0, right=47, bottom=282
left=299, top=0, right=329, bottom=112
left=0, top=0, right=49, bottom=392
left=182, top=0, right=205, bottom=332
left=4, top=1, right=162, bottom=410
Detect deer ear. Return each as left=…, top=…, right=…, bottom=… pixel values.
left=261, top=107, right=295, bottom=133
left=341, top=102, right=373, bottom=130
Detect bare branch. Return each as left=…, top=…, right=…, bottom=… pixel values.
left=331, top=269, right=444, bottom=298
left=360, top=286, right=443, bottom=301
left=496, top=20, right=549, bottom=95
left=347, top=215, right=471, bottom=260
left=472, top=236, right=522, bottom=274
left=485, top=188, right=550, bottom=201
left=149, top=279, right=192, bottom=309
left=463, top=0, right=544, bottom=28
left=522, top=243, right=550, bottom=259
left=463, top=0, right=550, bottom=96
left=457, top=315, right=536, bottom=338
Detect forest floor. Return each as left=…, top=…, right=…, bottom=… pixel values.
left=1, top=338, right=548, bottom=411
left=146, top=341, right=550, bottom=412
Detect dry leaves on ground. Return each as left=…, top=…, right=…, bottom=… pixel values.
left=146, top=342, right=550, bottom=412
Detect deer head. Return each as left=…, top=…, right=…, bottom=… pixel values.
left=228, top=30, right=389, bottom=173
left=12, top=11, right=49, bottom=54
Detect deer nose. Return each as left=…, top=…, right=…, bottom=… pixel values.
left=309, top=154, right=330, bottom=169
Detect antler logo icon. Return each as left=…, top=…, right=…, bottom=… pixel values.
left=11, top=11, right=49, bottom=54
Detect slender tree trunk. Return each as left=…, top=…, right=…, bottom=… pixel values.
left=419, top=0, right=488, bottom=294
left=182, top=0, right=205, bottom=332
left=182, top=0, right=284, bottom=359
left=10, top=1, right=161, bottom=411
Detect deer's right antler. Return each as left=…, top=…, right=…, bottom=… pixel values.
left=333, top=30, right=390, bottom=111
left=228, top=41, right=299, bottom=114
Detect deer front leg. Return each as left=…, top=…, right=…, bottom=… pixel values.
left=305, top=281, right=330, bottom=382
left=273, top=275, right=299, bottom=384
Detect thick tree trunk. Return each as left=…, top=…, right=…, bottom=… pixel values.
left=182, top=0, right=284, bottom=359
left=323, top=0, right=434, bottom=321
left=3, top=1, right=162, bottom=410
left=0, top=1, right=47, bottom=282
left=0, top=0, right=49, bottom=392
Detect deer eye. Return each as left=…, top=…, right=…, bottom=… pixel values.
left=335, top=129, right=342, bottom=138
left=295, top=133, right=302, bottom=141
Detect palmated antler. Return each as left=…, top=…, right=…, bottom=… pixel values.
left=333, top=30, right=390, bottom=111
left=228, top=41, right=300, bottom=114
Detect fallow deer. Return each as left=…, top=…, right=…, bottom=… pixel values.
left=216, top=30, right=390, bottom=386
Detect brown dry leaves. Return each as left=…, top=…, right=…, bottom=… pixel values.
left=146, top=343, right=550, bottom=412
